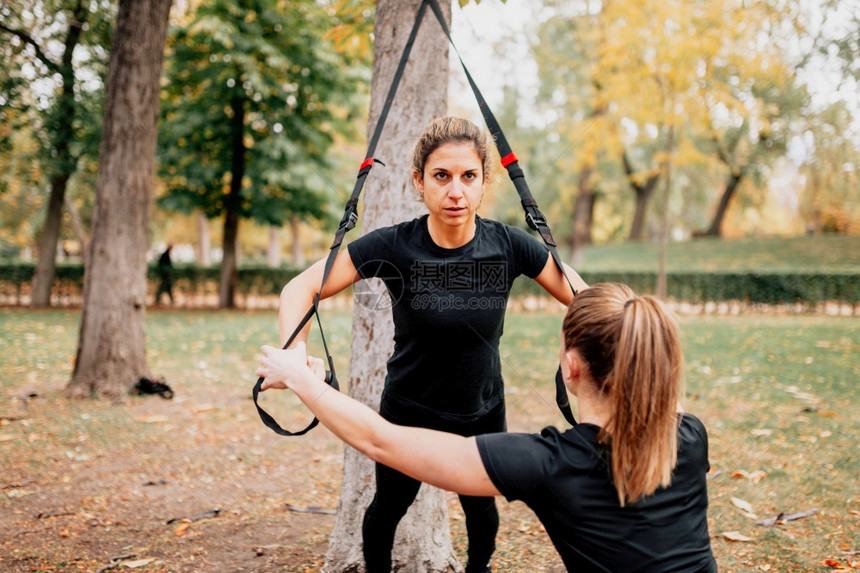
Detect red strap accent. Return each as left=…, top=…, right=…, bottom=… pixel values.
left=360, top=157, right=374, bottom=170
left=500, top=153, right=518, bottom=167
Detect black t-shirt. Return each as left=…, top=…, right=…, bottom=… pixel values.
left=347, top=215, right=549, bottom=423
left=477, top=414, right=718, bottom=572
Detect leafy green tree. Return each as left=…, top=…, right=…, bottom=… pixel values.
left=0, top=0, right=114, bottom=304
left=157, top=0, right=361, bottom=308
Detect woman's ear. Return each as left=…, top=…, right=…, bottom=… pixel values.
left=562, top=348, right=582, bottom=393
left=412, top=169, right=423, bottom=192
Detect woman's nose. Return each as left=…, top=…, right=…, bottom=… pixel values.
left=448, top=179, right=465, bottom=198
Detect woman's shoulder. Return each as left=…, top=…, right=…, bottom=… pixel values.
left=679, top=413, right=708, bottom=440
left=477, top=217, right=542, bottom=246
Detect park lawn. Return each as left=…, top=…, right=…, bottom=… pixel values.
left=0, top=307, right=858, bottom=572
left=577, top=234, right=860, bottom=273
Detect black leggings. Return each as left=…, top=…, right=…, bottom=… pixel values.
left=362, top=401, right=505, bottom=573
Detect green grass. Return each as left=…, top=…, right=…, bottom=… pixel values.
left=1, top=307, right=858, bottom=572
left=577, top=234, right=860, bottom=273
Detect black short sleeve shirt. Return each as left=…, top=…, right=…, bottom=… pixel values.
left=347, top=215, right=549, bottom=422
left=476, top=414, right=718, bottom=572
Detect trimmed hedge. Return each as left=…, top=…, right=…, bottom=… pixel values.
left=1, top=262, right=858, bottom=307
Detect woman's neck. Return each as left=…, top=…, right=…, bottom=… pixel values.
left=575, top=387, right=612, bottom=427
left=426, top=215, right=477, bottom=248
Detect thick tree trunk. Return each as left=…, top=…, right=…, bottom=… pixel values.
left=219, top=96, right=246, bottom=309
left=195, top=209, right=212, bottom=266
left=703, top=171, right=743, bottom=237
left=68, top=0, right=172, bottom=400
left=289, top=215, right=305, bottom=267
left=322, top=1, right=457, bottom=571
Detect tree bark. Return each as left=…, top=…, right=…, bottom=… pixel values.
left=29, top=1, right=88, bottom=307
left=322, top=1, right=457, bottom=571
left=68, top=0, right=172, bottom=399
left=219, top=96, right=246, bottom=308
left=703, top=170, right=743, bottom=237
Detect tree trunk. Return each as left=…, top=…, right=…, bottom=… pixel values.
left=30, top=2, right=87, bottom=306
left=622, top=151, right=660, bottom=242
left=219, top=96, right=246, bottom=309
left=195, top=209, right=212, bottom=266
left=31, top=173, right=70, bottom=306
left=68, top=0, right=172, bottom=400
left=267, top=226, right=281, bottom=268
left=322, top=1, right=457, bottom=571
left=568, top=165, right=595, bottom=266
left=656, top=128, right=675, bottom=299
left=703, top=170, right=743, bottom=237
left=290, top=215, right=305, bottom=267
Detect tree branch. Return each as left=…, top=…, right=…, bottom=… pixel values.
left=0, top=23, right=60, bottom=74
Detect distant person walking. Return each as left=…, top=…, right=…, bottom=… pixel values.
left=155, top=244, right=174, bottom=305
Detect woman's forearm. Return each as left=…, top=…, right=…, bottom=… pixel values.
left=283, top=366, right=499, bottom=497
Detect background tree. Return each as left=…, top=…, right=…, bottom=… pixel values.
left=0, top=0, right=114, bottom=305
left=68, top=0, right=172, bottom=399
left=157, top=0, right=359, bottom=308
left=322, top=1, right=460, bottom=571
left=799, top=102, right=860, bottom=233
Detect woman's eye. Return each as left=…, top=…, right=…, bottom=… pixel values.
left=464, top=172, right=477, bottom=181
left=434, top=172, right=448, bottom=180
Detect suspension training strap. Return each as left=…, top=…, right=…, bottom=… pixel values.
left=425, top=0, right=577, bottom=426
left=252, top=0, right=430, bottom=436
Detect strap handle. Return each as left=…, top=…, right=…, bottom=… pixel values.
left=253, top=0, right=430, bottom=436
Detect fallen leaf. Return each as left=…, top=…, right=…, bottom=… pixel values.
left=759, top=565, right=771, bottom=571
left=823, top=559, right=844, bottom=568
left=731, top=497, right=754, bottom=514
left=123, top=558, right=155, bottom=568
left=174, top=520, right=192, bottom=536
left=722, top=531, right=753, bottom=542
left=751, top=429, right=773, bottom=437
left=59, top=528, right=70, bottom=538
left=0, top=434, right=16, bottom=443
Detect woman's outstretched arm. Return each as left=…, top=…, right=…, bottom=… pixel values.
left=533, top=254, right=589, bottom=305
left=256, top=343, right=501, bottom=497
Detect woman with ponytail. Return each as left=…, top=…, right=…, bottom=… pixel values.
left=257, top=283, right=717, bottom=572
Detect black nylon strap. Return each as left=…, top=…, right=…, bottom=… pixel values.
left=253, top=0, right=429, bottom=436
left=256, top=0, right=577, bottom=435
left=425, top=0, right=577, bottom=426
